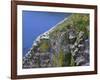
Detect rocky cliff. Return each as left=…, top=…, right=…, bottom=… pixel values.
left=23, top=13, right=90, bottom=68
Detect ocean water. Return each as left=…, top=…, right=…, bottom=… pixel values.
left=22, top=10, right=70, bottom=56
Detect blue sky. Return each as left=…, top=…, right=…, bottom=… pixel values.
left=22, top=10, right=70, bottom=56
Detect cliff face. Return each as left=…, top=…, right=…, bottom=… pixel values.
left=23, top=13, right=89, bottom=68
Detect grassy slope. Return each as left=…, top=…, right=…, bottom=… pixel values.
left=26, top=13, right=90, bottom=67
left=48, top=13, right=89, bottom=66
left=49, top=13, right=89, bottom=37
